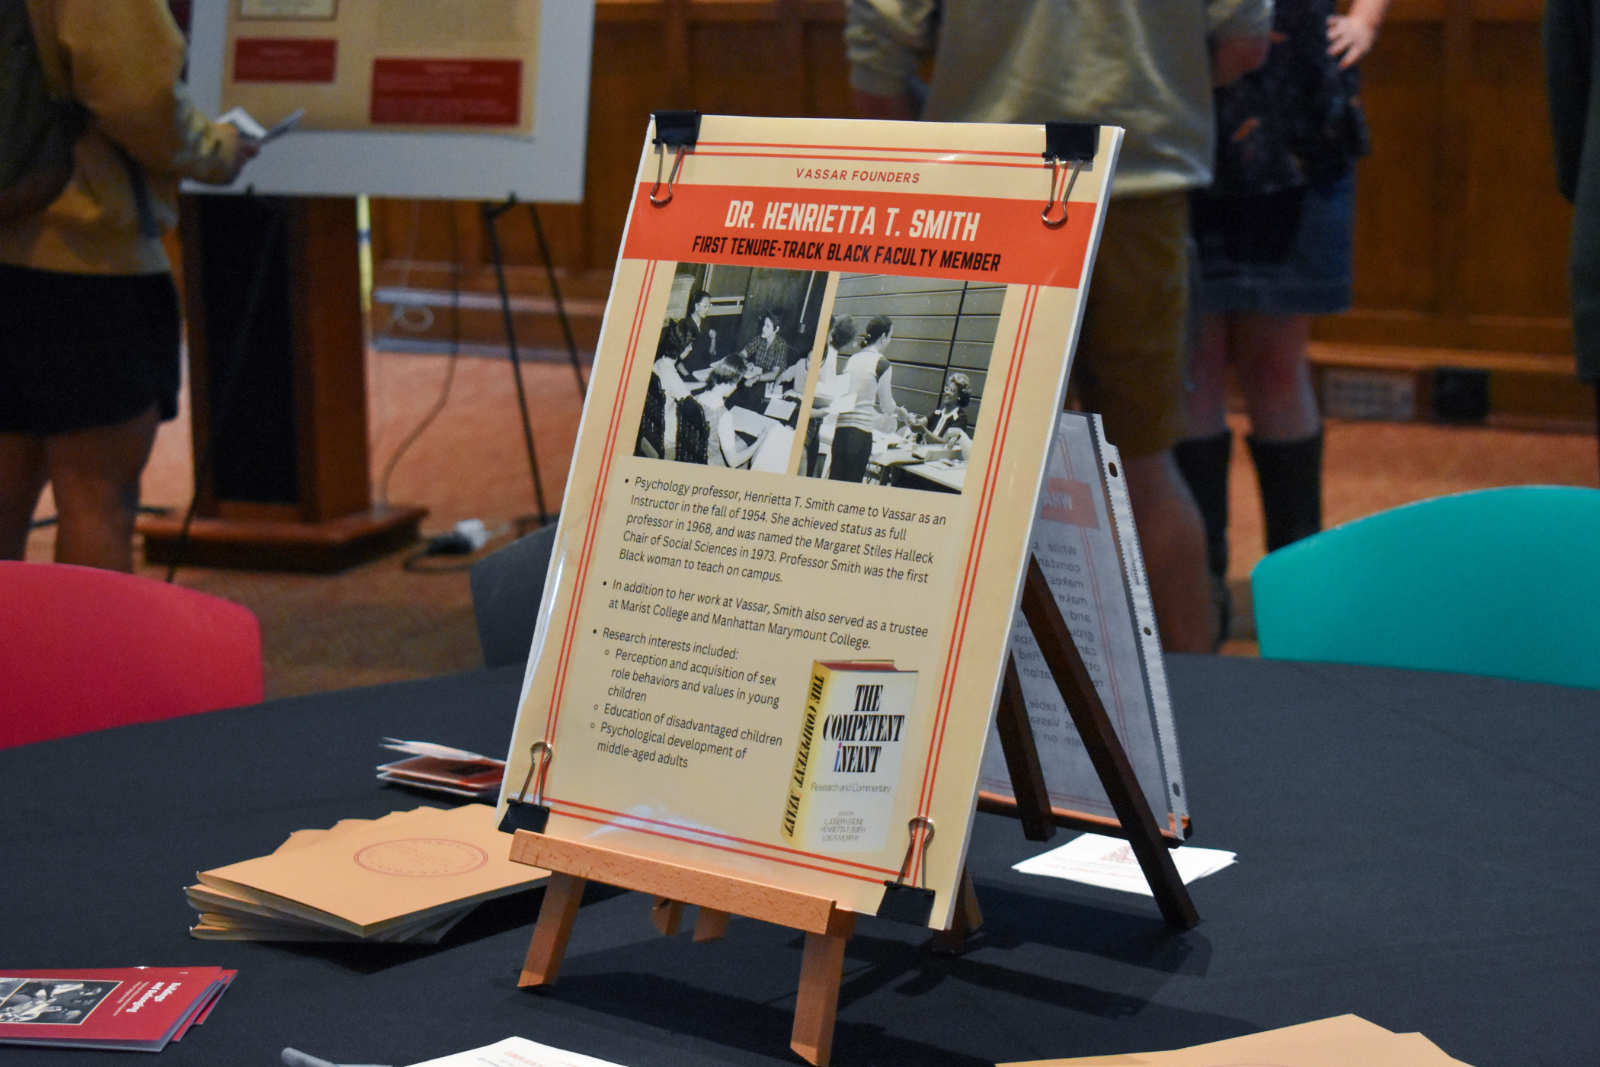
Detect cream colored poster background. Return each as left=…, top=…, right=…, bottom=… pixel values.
left=222, top=0, right=540, bottom=135
left=501, top=116, right=1122, bottom=928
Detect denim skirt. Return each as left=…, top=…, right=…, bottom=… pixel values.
left=1191, top=169, right=1356, bottom=316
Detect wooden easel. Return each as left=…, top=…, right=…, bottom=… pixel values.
left=502, top=552, right=1195, bottom=1064
left=506, top=830, right=856, bottom=1064
left=989, top=555, right=1198, bottom=929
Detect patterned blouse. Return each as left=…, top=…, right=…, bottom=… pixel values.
left=738, top=332, right=791, bottom=379
left=1210, top=0, right=1371, bottom=197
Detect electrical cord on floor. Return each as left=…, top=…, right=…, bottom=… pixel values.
left=400, top=518, right=512, bottom=573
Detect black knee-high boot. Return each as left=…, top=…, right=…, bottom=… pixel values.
left=1247, top=431, right=1323, bottom=552
left=1174, top=429, right=1233, bottom=648
left=1173, top=429, right=1232, bottom=580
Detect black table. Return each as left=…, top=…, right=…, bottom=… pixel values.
left=5, top=656, right=1597, bottom=1066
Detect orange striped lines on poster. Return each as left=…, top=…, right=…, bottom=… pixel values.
left=499, top=114, right=1123, bottom=929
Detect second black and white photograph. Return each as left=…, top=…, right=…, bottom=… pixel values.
left=799, top=273, right=1002, bottom=494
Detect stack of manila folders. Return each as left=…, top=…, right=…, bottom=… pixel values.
left=186, top=804, right=542, bottom=943
left=1000, top=1014, right=1472, bottom=1066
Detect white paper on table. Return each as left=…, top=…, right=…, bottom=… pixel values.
left=1012, top=832, right=1235, bottom=896
left=380, top=737, right=493, bottom=761
left=406, top=1035, right=627, bottom=1067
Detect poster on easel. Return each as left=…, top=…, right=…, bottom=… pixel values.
left=183, top=0, right=593, bottom=200
left=219, top=0, right=539, bottom=136
left=499, top=113, right=1123, bottom=930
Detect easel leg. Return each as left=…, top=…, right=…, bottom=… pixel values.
left=1021, top=556, right=1198, bottom=928
left=930, top=868, right=983, bottom=955
left=519, top=872, right=586, bottom=987
left=996, top=655, right=1056, bottom=842
left=480, top=200, right=550, bottom=523
left=693, top=907, right=730, bottom=942
left=526, top=202, right=589, bottom=398
left=651, top=896, right=729, bottom=941
left=790, top=912, right=855, bottom=1066
left=650, top=896, right=685, bottom=935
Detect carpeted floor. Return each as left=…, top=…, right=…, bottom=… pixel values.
left=18, top=348, right=1599, bottom=699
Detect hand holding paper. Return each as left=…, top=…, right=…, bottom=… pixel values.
left=219, top=106, right=305, bottom=144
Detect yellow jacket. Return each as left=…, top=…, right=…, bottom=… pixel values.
left=0, top=0, right=243, bottom=275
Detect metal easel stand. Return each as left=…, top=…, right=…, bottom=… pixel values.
left=479, top=196, right=592, bottom=528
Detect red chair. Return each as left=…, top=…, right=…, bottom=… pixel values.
left=0, top=561, right=263, bottom=748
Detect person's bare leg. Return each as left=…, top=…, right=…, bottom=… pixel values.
left=1230, top=312, right=1318, bottom=440
left=0, top=433, right=49, bottom=560
left=44, top=407, right=160, bottom=572
left=1181, top=312, right=1233, bottom=438
left=1173, top=313, right=1238, bottom=649
left=1230, top=313, right=1323, bottom=549
left=1123, top=449, right=1214, bottom=653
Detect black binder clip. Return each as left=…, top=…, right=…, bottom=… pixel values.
left=1041, top=122, right=1098, bottom=228
left=876, top=815, right=936, bottom=926
left=497, top=740, right=552, bottom=834
left=650, top=109, right=702, bottom=206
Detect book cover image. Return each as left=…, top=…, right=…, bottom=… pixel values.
left=782, top=660, right=917, bottom=852
left=0, top=967, right=232, bottom=1051
left=502, top=114, right=1122, bottom=928
left=0, top=978, right=119, bottom=1027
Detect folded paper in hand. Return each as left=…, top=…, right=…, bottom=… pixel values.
left=218, top=106, right=304, bottom=142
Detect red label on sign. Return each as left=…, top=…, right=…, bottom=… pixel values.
left=621, top=182, right=1093, bottom=290
left=233, top=38, right=337, bottom=83
left=369, top=59, right=522, bottom=126
left=1039, top=478, right=1098, bottom=528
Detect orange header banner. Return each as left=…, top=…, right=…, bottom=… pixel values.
left=622, top=182, right=1093, bottom=289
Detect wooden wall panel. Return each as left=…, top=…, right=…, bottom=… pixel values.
left=1316, top=4, right=1575, bottom=359
left=367, top=0, right=1580, bottom=384
left=1344, top=22, right=1446, bottom=317
left=1460, top=22, right=1568, bottom=321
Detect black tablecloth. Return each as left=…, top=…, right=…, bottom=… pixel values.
left=5, top=656, right=1597, bottom=1066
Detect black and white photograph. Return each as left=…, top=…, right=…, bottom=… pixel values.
left=0, top=979, right=117, bottom=1026
left=634, top=264, right=827, bottom=473
left=799, top=273, right=1002, bottom=494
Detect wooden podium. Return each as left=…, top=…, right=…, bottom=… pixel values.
left=139, top=194, right=423, bottom=572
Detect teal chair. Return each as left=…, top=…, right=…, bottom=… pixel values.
left=1250, top=485, right=1600, bottom=688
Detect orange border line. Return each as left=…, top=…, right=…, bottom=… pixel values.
left=549, top=807, right=888, bottom=886
left=543, top=261, right=658, bottom=740
left=532, top=129, right=1091, bottom=896
left=692, top=149, right=1047, bottom=172
left=546, top=796, right=900, bottom=877
left=696, top=139, right=1039, bottom=160
left=913, top=284, right=1038, bottom=816
left=910, top=285, right=1040, bottom=881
